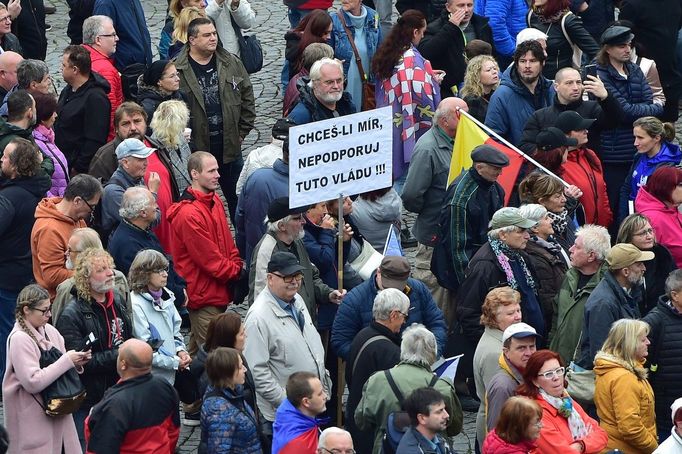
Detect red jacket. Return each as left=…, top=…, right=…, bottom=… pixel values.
left=482, top=430, right=537, bottom=454
left=284, top=0, right=332, bottom=10
left=167, top=187, right=243, bottom=309
left=534, top=395, right=607, bottom=453
left=562, top=147, right=612, bottom=228
left=635, top=186, right=682, bottom=268
left=84, top=44, right=123, bottom=142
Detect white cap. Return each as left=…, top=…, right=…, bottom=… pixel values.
left=671, top=397, right=682, bottom=425
left=502, top=322, right=541, bottom=344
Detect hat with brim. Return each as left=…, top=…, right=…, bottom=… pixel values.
left=489, top=207, right=537, bottom=230
left=555, top=111, right=596, bottom=133
left=600, top=25, right=634, bottom=46
left=502, top=322, right=541, bottom=344
left=606, top=243, right=655, bottom=270
left=536, top=127, right=578, bottom=151
left=267, top=197, right=308, bottom=223
left=115, top=138, right=154, bottom=160
left=267, top=251, right=305, bottom=276
left=379, top=256, right=410, bottom=289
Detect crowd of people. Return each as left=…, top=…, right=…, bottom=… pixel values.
left=0, top=0, right=681, bottom=453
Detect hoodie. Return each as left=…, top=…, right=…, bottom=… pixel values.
left=635, top=186, right=682, bottom=268
left=629, top=142, right=682, bottom=201
left=135, top=74, right=186, bottom=134
left=30, top=197, right=87, bottom=299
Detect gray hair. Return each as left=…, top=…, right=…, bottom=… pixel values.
left=575, top=224, right=611, bottom=260
left=516, top=28, right=548, bottom=47
left=266, top=215, right=295, bottom=234
left=318, top=427, right=352, bottom=449
left=400, top=324, right=437, bottom=366
left=17, top=59, right=49, bottom=89
left=302, top=43, right=334, bottom=72
left=119, top=187, right=153, bottom=220
left=488, top=225, right=519, bottom=240
left=373, top=288, right=410, bottom=321
left=518, top=204, right=548, bottom=224
left=665, top=269, right=682, bottom=297
left=82, top=15, right=113, bottom=45
left=309, top=57, right=343, bottom=82
left=70, top=227, right=103, bottom=251
left=433, top=99, right=456, bottom=125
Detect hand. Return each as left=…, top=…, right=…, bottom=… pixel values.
left=577, top=1, right=588, bottom=11
left=433, top=70, right=446, bottom=85
left=182, top=288, right=189, bottom=308
left=147, top=171, right=161, bottom=194
left=329, top=289, right=347, bottom=304
left=7, top=0, right=21, bottom=20
left=320, top=214, right=336, bottom=230
left=448, top=7, right=467, bottom=26
left=569, top=442, right=584, bottom=452
left=583, top=75, right=607, bottom=100
left=564, top=184, right=583, bottom=200
left=67, top=350, right=91, bottom=367
left=178, top=351, right=191, bottom=370
left=342, top=223, right=353, bottom=241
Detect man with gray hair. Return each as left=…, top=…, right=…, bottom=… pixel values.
left=318, top=427, right=354, bottom=454
left=288, top=57, right=356, bottom=124
left=355, top=324, right=463, bottom=454
left=82, top=15, right=123, bottom=141
left=284, top=42, right=334, bottom=116
left=346, top=288, right=408, bottom=454
left=0, top=58, right=51, bottom=117
left=549, top=224, right=610, bottom=363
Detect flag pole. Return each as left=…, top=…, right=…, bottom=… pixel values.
left=456, top=107, right=570, bottom=188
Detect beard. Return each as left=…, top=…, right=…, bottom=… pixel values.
left=627, top=273, right=645, bottom=286
left=91, top=279, right=115, bottom=294
left=316, top=90, right=343, bottom=104
left=519, top=73, right=539, bottom=85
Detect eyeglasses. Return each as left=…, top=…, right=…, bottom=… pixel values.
left=633, top=228, right=654, bottom=237
left=33, top=306, right=52, bottom=316
left=537, top=367, right=565, bottom=380
left=80, top=197, right=97, bottom=213
left=393, top=309, right=409, bottom=319
left=317, top=77, right=344, bottom=87
left=0, top=16, right=11, bottom=23
left=152, top=267, right=169, bottom=274
left=98, top=33, right=117, bottom=38
left=319, top=448, right=356, bottom=454
left=272, top=273, right=304, bottom=283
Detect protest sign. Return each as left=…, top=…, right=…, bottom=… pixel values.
left=289, top=106, right=392, bottom=208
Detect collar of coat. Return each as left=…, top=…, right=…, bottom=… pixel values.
left=594, top=351, right=648, bottom=380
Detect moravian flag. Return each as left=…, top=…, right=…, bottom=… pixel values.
left=447, top=113, right=524, bottom=205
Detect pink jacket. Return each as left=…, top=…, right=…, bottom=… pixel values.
left=2, top=322, right=81, bottom=454
left=635, top=186, right=682, bottom=268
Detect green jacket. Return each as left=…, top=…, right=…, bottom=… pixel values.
left=355, top=361, right=463, bottom=454
left=549, top=262, right=607, bottom=363
left=0, top=118, right=54, bottom=176
left=175, top=45, right=256, bottom=164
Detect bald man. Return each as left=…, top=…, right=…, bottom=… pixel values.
left=0, top=51, right=23, bottom=99
left=401, top=97, right=469, bottom=311
left=85, top=339, right=180, bottom=453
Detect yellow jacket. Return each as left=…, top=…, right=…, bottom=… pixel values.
left=593, top=352, right=658, bottom=454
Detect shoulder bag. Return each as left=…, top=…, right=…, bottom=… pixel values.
left=565, top=332, right=595, bottom=404
left=336, top=10, right=376, bottom=111
left=229, top=13, right=263, bottom=74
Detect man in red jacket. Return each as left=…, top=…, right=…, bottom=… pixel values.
left=167, top=151, right=244, bottom=357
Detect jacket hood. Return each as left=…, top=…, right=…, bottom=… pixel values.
left=646, top=141, right=682, bottom=167
left=355, top=190, right=402, bottom=223
left=136, top=73, right=182, bottom=103
left=500, top=64, right=553, bottom=98
left=498, top=352, right=524, bottom=383
left=1, top=173, right=51, bottom=197
left=71, top=71, right=111, bottom=96
left=34, top=197, right=77, bottom=222
left=655, top=295, right=682, bottom=317
left=0, top=118, right=32, bottom=138
left=167, top=186, right=215, bottom=222
left=593, top=351, right=648, bottom=380
left=636, top=186, right=678, bottom=215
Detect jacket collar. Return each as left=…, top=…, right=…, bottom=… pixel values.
left=369, top=320, right=402, bottom=345
left=498, top=353, right=524, bottom=384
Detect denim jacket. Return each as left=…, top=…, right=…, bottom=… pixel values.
left=329, top=7, right=383, bottom=83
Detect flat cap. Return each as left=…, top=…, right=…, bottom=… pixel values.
left=471, top=144, right=510, bottom=167
left=489, top=207, right=537, bottom=230
left=272, top=118, right=296, bottom=141
left=600, top=25, right=634, bottom=46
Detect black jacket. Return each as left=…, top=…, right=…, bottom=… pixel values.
left=0, top=174, right=51, bottom=291
left=5, top=0, right=46, bottom=60
left=0, top=32, right=22, bottom=54
left=135, top=74, right=187, bottom=133
left=66, top=0, right=95, bottom=44
left=640, top=244, right=677, bottom=316
left=55, top=289, right=133, bottom=408
left=287, top=83, right=356, bottom=124
left=519, top=93, right=624, bottom=154
left=54, top=72, right=112, bottom=173
left=419, top=12, right=494, bottom=97
left=642, top=296, right=682, bottom=437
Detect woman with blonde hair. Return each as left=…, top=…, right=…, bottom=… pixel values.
left=483, top=396, right=543, bottom=453
left=3, top=284, right=91, bottom=453
left=159, top=0, right=206, bottom=58
left=594, top=319, right=658, bottom=453
left=169, top=6, right=208, bottom=58
left=150, top=100, right=193, bottom=196
left=473, top=286, right=522, bottom=448
left=460, top=55, right=500, bottom=122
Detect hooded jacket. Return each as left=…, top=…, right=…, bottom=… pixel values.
left=135, top=74, right=186, bottom=132
left=84, top=44, right=123, bottom=141
left=54, top=72, right=112, bottom=173
left=349, top=189, right=402, bottom=251
left=474, top=0, right=529, bottom=57
left=482, top=430, right=537, bottom=454
left=199, top=385, right=260, bottom=454
left=30, top=198, right=87, bottom=299
left=485, top=354, right=525, bottom=431
left=593, top=352, right=658, bottom=453
left=562, top=147, right=613, bottom=227
left=33, top=125, right=69, bottom=197
left=485, top=65, right=555, bottom=146
left=635, top=186, right=682, bottom=268
left=0, top=174, right=51, bottom=291
left=167, top=187, right=243, bottom=309
left=622, top=142, right=682, bottom=212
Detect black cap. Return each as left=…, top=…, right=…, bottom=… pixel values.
left=471, top=144, right=510, bottom=167
left=267, top=252, right=305, bottom=275
left=272, top=118, right=296, bottom=141
left=600, top=25, right=634, bottom=46
left=536, top=127, right=578, bottom=151
left=143, top=60, right=170, bottom=86
left=267, top=197, right=308, bottom=223
left=554, top=111, right=596, bottom=133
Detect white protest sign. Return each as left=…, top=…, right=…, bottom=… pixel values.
left=289, top=106, right=393, bottom=208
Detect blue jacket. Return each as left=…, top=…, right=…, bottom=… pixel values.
left=474, top=0, right=528, bottom=57
left=93, top=0, right=153, bottom=71
left=596, top=61, right=664, bottom=163
left=485, top=65, right=555, bottom=146
left=329, top=6, right=383, bottom=83
left=200, top=385, right=261, bottom=454
left=272, top=398, right=324, bottom=454
left=331, top=272, right=447, bottom=360
left=396, top=427, right=452, bottom=454
left=235, top=158, right=289, bottom=265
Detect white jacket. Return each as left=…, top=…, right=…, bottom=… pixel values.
left=654, top=430, right=682, bottom=454
left=243, top=286, right=331, bottom=422
left=206, top=0, right=256, bottom=57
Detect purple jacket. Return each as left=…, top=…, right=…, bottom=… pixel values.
left=33, top=124, right=69, bottom=197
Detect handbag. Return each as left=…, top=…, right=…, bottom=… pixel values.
left=349, top=239, right=384, bottom=280
left=174, top=367, right=200, bottom=404
left=229, top=14, right=263, bottom=74
left=560, top=13, right=583, bottom=69
left=336, top=10, right=376, bottom=111
left=565, top=332, right=595, bottom=404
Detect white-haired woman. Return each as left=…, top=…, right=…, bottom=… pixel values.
left=594, top=319, right=658, bottom=453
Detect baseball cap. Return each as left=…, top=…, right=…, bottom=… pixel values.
left=554, top=111, right=596, bottom=133
left=267, top=252, right=305, bottom=276
left=606, top=243, right=655, bottom=270
left=379, top=256, right=410, bottom=290
left=502, top=322, right=541, bottom=344
left=267, top=197, right=308, bottom=223
left=272, top=118, right=296, bottom=141
left=536, top=127, right=578, bottom=151
left=115, top=138, right=154, bottom=160
left=489, top=207, right=537, bottom=230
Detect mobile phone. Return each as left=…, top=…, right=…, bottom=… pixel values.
left=582, top=64, right=597, bottom=81
left=81, top=332, right=96, bottom=351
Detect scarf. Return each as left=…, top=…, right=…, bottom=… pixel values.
left=547, top=209, right=569, bottom=235
left=534, top=8, right=568, bottom=23
left=539, top=389, right=589, bottom=440
left=149, top=288, right=163, bottom=309
left=489, top=237, right=536, bottom=290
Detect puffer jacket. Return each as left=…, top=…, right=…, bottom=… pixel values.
left=482, top=430, right=538, bottom=454
left=635, top=186, right=682, bottom=268
left=562, top=147, right=612, bottom=227
left=596, top=61, right=664, bottom=163
left=593, top=352, right=658, bottom=453
left=527, top=11, right=599, bottom=79
left=32, top=125, right=69, bottom=197
left=135, top=74, right=186, bottom=130
left=474, top=0, right=528, bottom=57
left=199, top=385, right=260, bottom=454
left=485, top=65, right=555, bottom=146
left=84, top=44, right=123, bottom=141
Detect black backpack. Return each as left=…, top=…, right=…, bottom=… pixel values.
left=382, top=371, right=439, bottom=454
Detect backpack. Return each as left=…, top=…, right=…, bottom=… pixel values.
left=382, top=370, right=439, bottom=454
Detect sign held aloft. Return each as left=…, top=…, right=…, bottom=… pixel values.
left=289, top=106, right=393, bottom=208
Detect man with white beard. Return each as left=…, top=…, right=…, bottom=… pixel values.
left=287, top=58, right=357, bottom=124
left=576, top=243, right=654, bottom=369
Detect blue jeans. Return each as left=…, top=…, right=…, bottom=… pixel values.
left=287, top=7, right=312, bottom=28
left=74, top=405, right=92, bottom=452
left=219, top=157, right=244, bottom=223
left=0, top=288, right=18, bottom=381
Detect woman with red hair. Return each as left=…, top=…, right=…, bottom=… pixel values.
left=634, top=166, right=682, bottom=267
left=285, top=10, right=333, bottom=78
left=516, top=350, right=608, bottom=453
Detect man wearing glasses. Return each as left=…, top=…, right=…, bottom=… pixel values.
left=244, top=251, right=331, bottom=448
left=31, top=173, right=102, bottom=300
left=318, top=427, right=355, bottom=454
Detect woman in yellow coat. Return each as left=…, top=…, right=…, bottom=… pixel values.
left=593, top=318, right=658, bottom=453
